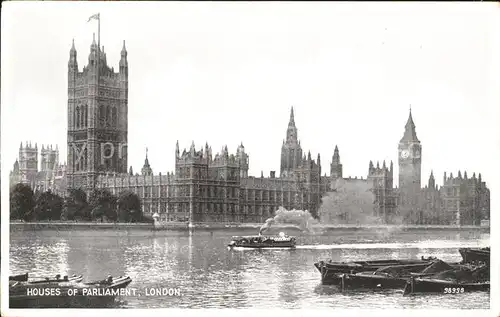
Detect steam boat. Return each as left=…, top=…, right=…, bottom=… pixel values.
left=228, top=232, right=296, bottom=249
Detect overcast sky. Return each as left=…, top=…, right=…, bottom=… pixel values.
left=2, top=2, right=500, bottom=190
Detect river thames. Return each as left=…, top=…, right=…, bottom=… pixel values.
left=9, top=227, right=489, bottom=309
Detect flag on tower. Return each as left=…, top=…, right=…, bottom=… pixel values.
left=88, top=13, right=100, bottom=22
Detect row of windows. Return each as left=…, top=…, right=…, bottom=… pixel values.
left=107, top=184, right=311, bottom=202
left=98, top=105, right=118, bottom=128
left=75, top=105, right=88, bottom=129
left=443, top=187, right=487, bottom=197
left=73, top=148, right=88, bottom=171
left=74, top=105, right=119, bottom=129
left=73, top=148, right=123, bottom=172
left=176, top=167, right=241, bottom=181
left=142, top=201, right=281, bottom=216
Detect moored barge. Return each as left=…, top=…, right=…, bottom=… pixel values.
left=459, top=247, right=490, bottom=264
left=403, top=276, right=490, bottom=295
left=9, top=275, right=132, bottom=308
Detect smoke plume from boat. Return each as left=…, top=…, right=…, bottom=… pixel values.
left=259, top=206, right=319, bottom=235
left=259, top=218, right=276, bottom=235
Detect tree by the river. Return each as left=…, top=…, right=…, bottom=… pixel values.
left=88, top=188, right=118, bottom=222
left=117, top=191, right=143, bottom=222
left=10, top=183, right=35, bottom=220
left=32, top=190, right=64, bottom=221
left=62, top=188, right=91, bottom=220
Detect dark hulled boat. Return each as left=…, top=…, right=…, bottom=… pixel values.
left=403, top=277, right=490, bottom=295
left=9, top=275, right=132, bottom=308
left=228, top=232, right=296, bottom=249
left=314, top=258, right=434, bottom=274
left=335, top=260, right=460, bottom=291
left=339, top=272, right=408, bottom=290
left=459, top=247, right=490, bottom=264
left=23, top=274, right=83, bottom=285
left=403, top=263, right=490, bottom=295
left=314, top=258, right=437, bottom=285
left=9, top=273, right=29, bottom=282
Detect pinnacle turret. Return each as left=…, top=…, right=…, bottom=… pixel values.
left=120, top=40, right=128, bottom=68
left=121, top=40, right=127, bottom=55
left=91, top=33, right=97, bottom=50
left=69, top=39, right=78, bottom=69
left=428, top=170, right=436, bottom=188
left=141, top=147, right=153, bottom=176
left=70, top=39, right=76, bottom=54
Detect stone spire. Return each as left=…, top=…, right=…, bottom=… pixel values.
left=141, top=148, right=153, bottom=176
left=285, top=106, right=299, bottom=144
left=400, top=107, right=420, bottom=143
left=120, top=40, right=128, bottom=67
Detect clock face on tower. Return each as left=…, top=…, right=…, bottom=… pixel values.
left=401, top=150, right=409, bottom=159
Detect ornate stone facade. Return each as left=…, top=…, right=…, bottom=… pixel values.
left=96, top=109, right=331, bottom=223
left=66, top=36, right=128, bottom=191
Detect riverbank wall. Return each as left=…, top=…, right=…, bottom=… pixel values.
left=9, top=221, right=490, bottom=233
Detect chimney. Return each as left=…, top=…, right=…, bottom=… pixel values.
left=270, top=171, right=276, bottom=178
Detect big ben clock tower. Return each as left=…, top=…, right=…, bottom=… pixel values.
left=398, top=108, right=421, bottom=206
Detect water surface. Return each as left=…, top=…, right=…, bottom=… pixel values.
left=9, top=227, right=490, bottom=309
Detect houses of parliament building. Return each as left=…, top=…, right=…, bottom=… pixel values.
left=9, top=37, right=490, bottom=225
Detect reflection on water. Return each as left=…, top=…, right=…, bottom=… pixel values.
left=9, top=228, right=489, bottom=309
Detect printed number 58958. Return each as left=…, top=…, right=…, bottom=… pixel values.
left=444, top=287, right=464, bottom=294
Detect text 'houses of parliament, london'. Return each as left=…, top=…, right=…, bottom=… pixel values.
left=9, top=37, right=490, bottom=225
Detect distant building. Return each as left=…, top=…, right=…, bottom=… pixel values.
left=9, top=142, right=67, bottom=196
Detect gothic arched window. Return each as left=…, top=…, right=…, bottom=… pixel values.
left=80, top=106, right=84, bottom=128
left=100, top=105, right=105, bottom=127
left=84, top=104, right=88, bottom=127
left=73, top=147, right=78, bottom=171
left=106, top=106, right=111, bottom=127
left=76, top=106, right=81, bottom=129
left=112, top=107, right=117, bottom=128
left=84, top=148, right=88, bottom=170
